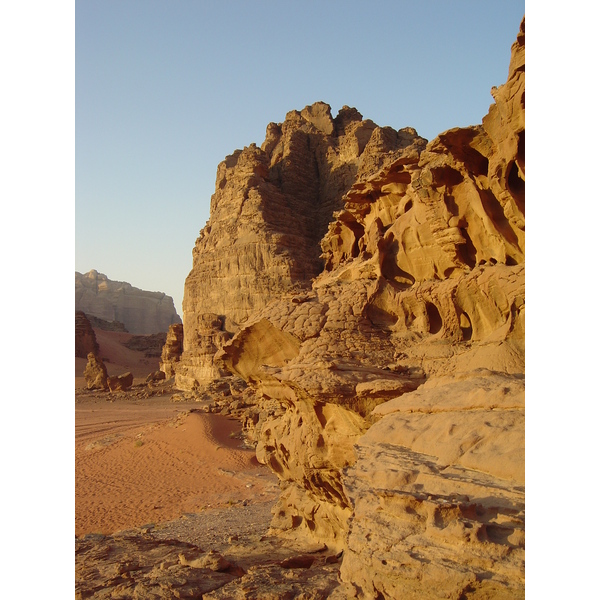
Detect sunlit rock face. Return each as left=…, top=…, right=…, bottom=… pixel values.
left=179, top=15, right=525, bottom=599
left=178, top=102, right=426, bottom=390
left=75, top=270, right=181, bottom=335
left=159, top=323, right=183, bottom=379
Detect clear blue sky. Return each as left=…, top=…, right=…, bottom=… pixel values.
left=75, top=0, right=525, bottom=316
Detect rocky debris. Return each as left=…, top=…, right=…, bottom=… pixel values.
left=178, top=549, right=233, bottom=572
left=75, top=270, right=182, bottom=335
left=151, top=501, right=279, bottom=552
left=83, top=353, right=108, bottom=390
left=75, top=534, right=238, bottom=599
left=76, top=375, right=177, bottom=402
left=76, top=531, right=343, bottom=600
left=202, top=562, right=341, bottom=599
left=124, top=331, right=168, bottom=357
left=75, top=311, right=99, bottom=358
left=107, top=371, right=134, bottom=392
left=159, top=323, right=184, bottom=379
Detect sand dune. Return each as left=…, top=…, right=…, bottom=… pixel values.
left=75, top=395, right=277, bottom=536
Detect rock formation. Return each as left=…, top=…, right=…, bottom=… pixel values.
left=107, top=371, right=134, bottom=392
left=159, top=323, right=184, bottom=379
left=174, top=16, right=525, bottom=599
left=75, top=270, right=182, bottom=335
left=177, top=103, right=426, bottom=390
left=75, top=311, right=99, bottom=358
left=83, top=352, right=108, bottom=390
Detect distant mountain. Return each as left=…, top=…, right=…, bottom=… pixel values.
left=75, top=270, right=182, bottom=335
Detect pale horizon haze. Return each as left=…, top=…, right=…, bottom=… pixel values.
left=75, top=0, right=525, bottom=317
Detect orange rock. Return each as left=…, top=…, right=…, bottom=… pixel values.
left=83, top=352, right=108, bottom=390
left=107, top=371, right=133, bottom=391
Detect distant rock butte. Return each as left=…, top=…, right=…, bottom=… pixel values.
left=75, top=270, right=182, bottom=335
left=171, top=16, right=525, bottom=600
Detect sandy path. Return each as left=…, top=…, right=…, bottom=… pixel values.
left=75, top=395, right=278, bottom=536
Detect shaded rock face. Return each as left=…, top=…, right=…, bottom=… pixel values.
left=86, top=314, right=128, bottom=332
left=75, top=311, right=99, bottom=358
left=179, top=17, right=525, bottom=599
left=75, top=270, right=182, bottom=335
left=124, top=332, right=168, bottom=357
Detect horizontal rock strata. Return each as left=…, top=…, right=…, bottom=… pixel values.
left=75, top=270, right=182, bottom=335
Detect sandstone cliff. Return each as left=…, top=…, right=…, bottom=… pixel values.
left=177, top=16, right=525, bottom=599
left=75, top=270, right=182, bottom=335
left=177, top=104, right=426, bottom=389
left=75, top=311, right=99, bottom=358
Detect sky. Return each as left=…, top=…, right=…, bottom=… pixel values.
left=75, top=0, right=525, bottom=316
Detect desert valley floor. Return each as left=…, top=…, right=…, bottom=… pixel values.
left=75, top=330, right=348, bottom=599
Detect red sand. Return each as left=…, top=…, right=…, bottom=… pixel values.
left=75, top=396, right=275, bottom=536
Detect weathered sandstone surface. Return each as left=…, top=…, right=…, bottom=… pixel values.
left=165, top=16, right=525, bottom=599
left=159, top=323, right=184, bottom=379
left=76, top=527, right=343, bottom=600
left=75, top=270, right=182, bottom=335
left=83, top=352, right=108, bottom=390
left=177, top=102, right=426, bottom=390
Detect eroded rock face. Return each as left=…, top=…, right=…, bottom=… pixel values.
left=159, top=323, right=184, bottom=379
left=178, top=103, right=426, bottom=389
left=75, top=311, right=99, bottom=358
left=83, top=352, right=108, bottom=390
left=75, top=270, right=182, bottom=335
left=178, top=16, right=525, bottom=599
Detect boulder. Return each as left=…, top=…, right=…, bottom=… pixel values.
left=107, top=372, right=134, bottom=392
left=146, top=370, right=166, bottom=383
